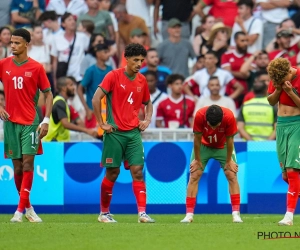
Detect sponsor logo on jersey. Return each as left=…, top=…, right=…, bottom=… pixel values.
left=137, top=87, right=141, bottom=92
left=25, top=72, right=32, bottom=77
left=6, top=71, right=11, bottom=75
left=120, top=84, right=126, bottom=89
left=166, top=105, right=171, bottom=110
left=9, top=150, right=13, bottom=155
left=218, top=128, right=224, bottom=132
left=106, top=158, right=113, bottom=164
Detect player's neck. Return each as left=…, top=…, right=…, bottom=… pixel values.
left=13, top=53, right=28, bottom=64
left=125, top=67, right=136, bottom=79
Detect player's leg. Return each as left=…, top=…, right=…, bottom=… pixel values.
left=126, top=129, right=154, bottom=223
left=98, top=132, right=123, bottom=223
left=217, top=147, right=243, bottom=223
left=181, top=144, right=209, bottom=223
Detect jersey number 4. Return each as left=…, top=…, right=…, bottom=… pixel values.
left=13, top=76, right=23, bottom=89
left=127, top=92, right=134, bottom=104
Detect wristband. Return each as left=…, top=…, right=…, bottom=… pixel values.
left=41, top=117, right=50, bottom=125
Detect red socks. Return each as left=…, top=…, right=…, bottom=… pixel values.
left=287, top=171, right=300, bottom=213
left=100, top=177, right=114, bottom=213
left=230, top=194, right=240, bottom=212
left=186, top=197, right=196, bottom=214
left=133, top=181, right=146, bottom=213
left=17, top=171, right=33, bottom=213
left=14, top=173, right=31, bottom=209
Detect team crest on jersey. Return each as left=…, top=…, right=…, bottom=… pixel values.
left=218, top=128, right=224, bottom=132
left=25, top=72, right=32, bottom=77
left=137, top=87, right=141, bottom=92
left=106, top=158, right=113, bottom=164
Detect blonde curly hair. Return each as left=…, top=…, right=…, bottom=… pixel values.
left=267, top=58, right=290, bottom=86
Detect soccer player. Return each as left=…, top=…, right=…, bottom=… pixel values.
left=0, top=28, right=53, bottom=222
left=92, top=43, right=155, bottom=223
left=181, top=105, right=243, bottom=223
left=267, top=58, right=300, bottom=226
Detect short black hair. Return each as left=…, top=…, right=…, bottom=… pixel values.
left=208, top=76, right=219, bottom=82
left=255, top=70, right=268, bottom=78
left=147, top=48, right=157, bottom=53
left=124, top=43, right=147, bottom=58
left=234, top=31, right=246, bottom=40
left=61, top=12, right=73, bottom=23
left=237, top=0, right=254, bottom=9
left=205, top=50, right=218, bottom=59
left=143, top=70, right=157, bottom=79
left=12, top=28, right=31, bottom=43
left=39, top=11, right=58, bottom=22
left=32, top=23, right=42, bottom=31
left=206, top=105, right=223, bottom=126
left=166, top=74, right=185, bottom=85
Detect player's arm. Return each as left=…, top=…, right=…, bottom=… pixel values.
left=282, top=81, right=300, bottom=109
left=267, top=87, right=282, bottom=106
left=139, top=101, right=153, bottom=131
left=38, top=90, right=53, bottom=139
left=225, top=136, right=238, bottom=172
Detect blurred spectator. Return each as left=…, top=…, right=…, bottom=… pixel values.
left=194, top=76, right=237, bottom=118
left=11, top=0, right=45, bottom=28
left=140, top=48, right=172, bottom=93
left=43, top=77, right=98, bottom=142
left=51, top=12, right=89, bottom=84
left=156, top=74, right=195, bottom=128
left=0, top=0, right=12, bottom=28
left=78, top=0, right=115, bottom=40
left=194, top=0, right=238, bottom=27
left=266, top=18, right=300, bottom=55
left=154, top=0, right=196, bottom=40
left=184, top=51, right=244, bottom=103
left=192, top=55, right=205, bottom=74
left=193, top=15, right=215, bottom=56
left=46, top=0, right=88, bottom=17
left=78, top=43, right=112, bottom=129
left=256, top=0, right=291, bottom=48
left=143, top=71, right=168, bottom=128
left=243, top=70, right=269, bottom=103
left=222, top=31, right=251, bottom=105
left=237, top=78, right=276, bottom=141
left=77, top=19, right=95, bottom=38
left=157, top=18, right=195, bottom=78
left=202, top=22, right=231, bottom=67
left=39, top=11, right=64, bottom=49
left=113, top=3, right=149, bottom=52
left=230, top=0, right=263, bottom=54
left=268, top=30, right=298, bottom=66
left=0, top=27, right=12, bottom=59
left=0, top=90, right=5, bottom=131
left=291, top=1, right=300, bottom=28
left=80, top=33, right=116, bottom=76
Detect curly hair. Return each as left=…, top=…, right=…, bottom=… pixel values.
left=206, top=105, right=223, bottom=126
left=124, top=43, right=147, bottom=58
left=267, top=58, right=290, bottom=86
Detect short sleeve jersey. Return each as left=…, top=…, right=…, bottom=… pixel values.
left=267, top=67, right=300, bottom=107
left=0, top=57, right=51, bottom=125
left=193, top=106, right=237, bottom=149
left=99, top=68, right=150, bottom=131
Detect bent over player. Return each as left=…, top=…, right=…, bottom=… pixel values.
left=181, top=105, right=243, bottom=223
left=267, top=58, right=300, bottom=226
left=92, top=43, right=154, bottom=223
left=0, top=29, right=53, bottom=222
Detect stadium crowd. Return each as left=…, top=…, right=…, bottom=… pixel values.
left=1, top=0, right=300, bottom=141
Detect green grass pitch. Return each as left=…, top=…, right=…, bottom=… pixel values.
left=1, top=214, right=300, bottom=250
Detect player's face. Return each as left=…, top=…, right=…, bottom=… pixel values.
left=0, top=28, right=11, bottom=45
left=146, top=51, right=159, bottom=67
left=236, top=35, right=248, bottom=53
left=96, top=49, right=109, bottom=62
left=256, top=53, right=269, bottom=68
left=62, top=15, right=77, bottom=32
left=126, top=55, right=145, bottom=73
left=207, top=121, right=221, bottom=130
left=10, top=36, right=28, bottom=55
left=66, top=79, right=75, bottom=97
left=32, top=27, right=43, bottom=43
left=146, top=74, right=157, bottom=92
left=208, top=79, right=221, bottom=95
left=170, top=79, right=183, bottom=95
left=204, top=54, right=218, bottom=68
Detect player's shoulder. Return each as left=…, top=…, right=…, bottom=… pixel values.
left=222, top=107, right=235, bottom=119
left=27, top=57, right=44, bottom=69
left=195, top=106, right=207, bottom=117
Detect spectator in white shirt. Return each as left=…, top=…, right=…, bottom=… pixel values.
left=46, top=0, right=88, bottom=17
left=231, top=0, right=263, bottom=54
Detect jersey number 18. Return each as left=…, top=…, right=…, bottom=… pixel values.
left=13, top=76, right=23, bottom=89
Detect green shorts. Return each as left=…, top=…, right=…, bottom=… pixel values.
left=4, top=121, right=40, bottom=159
left=101, top=128, right=144, bottom=168
left=190, top=144, right=237, bottom=171
left=276, top=116, right=300, bottom=173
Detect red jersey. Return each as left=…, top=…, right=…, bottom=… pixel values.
left=203, top=0, right=238, bottom=27
left=268, top=50, right=297, bottom=66
left=267, top=67, right=300, bottom=107
left=0, top=57, right=51, bottom=125
left=99, top=68, right=150, bottom=131
left=156, top=95, right=195, bottom=128
left=193, top=106, right=237, bottom=149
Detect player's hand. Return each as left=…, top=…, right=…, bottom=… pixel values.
left=282, top=81, right=293, bottom=95
left=139, top=120, right=150, bottom=131
left=37, top=123, right=48, bottom=139
left=190, top=160, right=203, bottom=173
left=100, top=123, right=114, bottom=133
left=225, top=160, right=238, bottom=173
left=0, top=107, right=10, bottom=121
left=86, top=109, right=93, bottom=120
left=273, top=83, right=283, bottom=91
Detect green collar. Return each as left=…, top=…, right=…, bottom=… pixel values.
left=13, top=58, right=29, bottom=66
left=124, top=71, right=136, bottom=81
